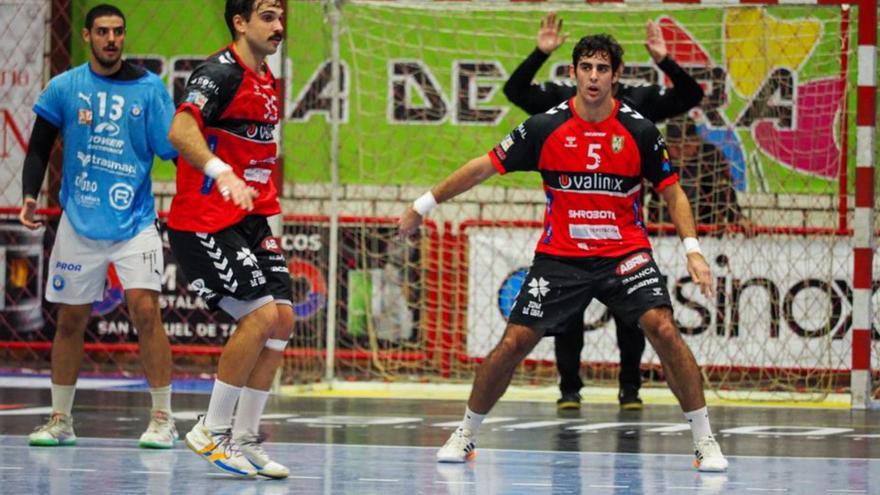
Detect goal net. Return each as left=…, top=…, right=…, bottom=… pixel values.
left=287, top=0, right=878, bottom=402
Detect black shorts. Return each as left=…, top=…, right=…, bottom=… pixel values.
left=508, top=250, right=672, bottom=334
left=167, top=215, right=293, bottom=311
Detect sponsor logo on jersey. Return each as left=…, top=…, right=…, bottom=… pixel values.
left=564, top=136, right=577, bottom=148
left=612, top=135, right=624, bottom=153
left=500, top=134, right=514, bottom=152
left=493, top=145, right=507, bottom=161
left=76, top=152, right=91, bottom=167
left=109, top=183, right=135, bottom=210
left=584, top=131, right=606, bottom=137
left=78, top=109, right=92, bottom=125
left=244, top=167, right=272, bottom=184
left=568, top=209, right=616, bottom=220
left=245, top=123, right=275, bottom=141
left=185, top=91, right=209, bottom=110
left=261, top=236, right=282, bottom=254
left=569, top=224, right=622, bottom=240
left=556, top=173, right=627, bottom=193
left=615, top=252, right=652, bottom=276
left=95, top=121, right=120, bottom=137
left=515, top=123, right=527, bottom=139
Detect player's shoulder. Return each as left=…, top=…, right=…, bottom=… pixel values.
left=615, top=101, right=660, bottom=141
left=528, top=99, right=574, bottom=130
left=46, top=63, right=88, bottom=89
left=198, top=47, right=244, bottom=76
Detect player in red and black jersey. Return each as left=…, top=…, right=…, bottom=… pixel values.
left=400, top=34, right=728, bottom=473
left=166, top=0, right=291, bottom=479
left=504, top=13, right=706, bottom=412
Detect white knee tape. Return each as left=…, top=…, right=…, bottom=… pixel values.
left=265, top=338, right=289, bottom=352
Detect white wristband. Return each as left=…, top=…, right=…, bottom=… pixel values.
left=203, top=157, right=232, bottom=179
left=683, top=237, right=702, bottom=255
left=412, top=192, right=438, bottom=216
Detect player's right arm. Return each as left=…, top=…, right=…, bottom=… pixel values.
left=399, top=118, right=541, bottom=238
left=503, top=12, right=573, bottom=115
left=398, top=155, right=497, bottom=238
left=169, top=112, right=255, bottom=211
left=19, top=116, right=59, bottom=229
left=170, top=63, right=256, bottom=211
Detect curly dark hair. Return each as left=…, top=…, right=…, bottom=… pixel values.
left=571, top=34, right=624, bottom=73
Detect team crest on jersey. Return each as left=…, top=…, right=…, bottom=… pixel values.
left=78, top=109, right=92, bottom=125
left=130, top=104, right=142, bottom=118
left=612, top=135, right=624, bottom=153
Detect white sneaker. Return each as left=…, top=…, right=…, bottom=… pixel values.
left=29, top=413, right=77, bottom=447
left=436, top=428, right=476, bottom=463
left=236, top=434, right=289, bottom=479
left=184, top=415, right=256, bottom=477
left=694, top=436, right=729, bottom=472
left=139, top=410, right=178, bottom=449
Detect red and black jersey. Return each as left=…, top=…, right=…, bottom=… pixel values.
left=168, top=44, right=281, bottom=233
left=489, top=98, right=678, bottom=258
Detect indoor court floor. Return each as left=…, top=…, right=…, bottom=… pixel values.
left=0, top=382, right=878, bottom=494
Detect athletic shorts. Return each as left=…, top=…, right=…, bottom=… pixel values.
left=167, top=215, right=293, bottom=319
left=508, top=250, right=672, bottom=334
left=46, top=212, right=162, bottom=304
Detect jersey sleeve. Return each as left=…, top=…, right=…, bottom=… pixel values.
left=638, top=124, right=678, bottom=192
left=488, top=117, right=541, bottom=174
left=176, top=63, right=232, bottom=128
left=146, top=78, right=177, bottom=160
left=33, top=75, right=66, bottom=127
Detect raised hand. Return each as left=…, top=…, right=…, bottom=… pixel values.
left=537, top=12, right=569, bottom=55
left=645, top=20, right=668, bottom=63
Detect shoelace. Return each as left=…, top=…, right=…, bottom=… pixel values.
left=213, top=430, right=242, bottom=457
left=238, top=436, right=268, bottom=457
left=33, top=414, right=65, bottom=433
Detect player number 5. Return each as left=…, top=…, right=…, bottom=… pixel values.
left=586, top=143, right=601, bottom=170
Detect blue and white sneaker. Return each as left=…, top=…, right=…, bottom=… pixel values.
left=185, top=415, right=256, bottom=477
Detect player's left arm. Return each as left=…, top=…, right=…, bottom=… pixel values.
left=640, top=125, right=713, bottom=297
left=146, top=79, right=178, bottom=161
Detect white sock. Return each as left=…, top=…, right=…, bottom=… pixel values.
left=684, top=406, right=713, bottom=442
left=232, top=387, right=270, bottom=440
left=460, top=406, right=486, bottom=435
left=149, top=385, right=172, bottom=413
left=51, top=383, right=76, bottom=417
left=205, top=380, right=242, bottom=432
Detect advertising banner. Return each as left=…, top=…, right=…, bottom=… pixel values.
left=466, top=226, right=880, bottom=369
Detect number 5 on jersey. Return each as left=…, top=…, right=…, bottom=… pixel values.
left=586, top=143, right=601, bottom=170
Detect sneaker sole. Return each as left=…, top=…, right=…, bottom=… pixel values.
left=257, top=469, right=289, bottom=480
left=184, top=434, right=256, bottom=477
left=139, top=439, right=176, bottom=449
left=556, top=402, right=581, bottom=410
left=29, top=437, right=76, bottom=447
left=695, top=460, right=728, bottom=472
left=437, top=451, right=476, bottom=463
left=620, top=402, right=644, bottom=411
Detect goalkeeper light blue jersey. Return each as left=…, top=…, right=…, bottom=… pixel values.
left=33, top=62, right=176, bottom=241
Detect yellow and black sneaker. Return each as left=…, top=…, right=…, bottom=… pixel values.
left=618, top=387, right=644, bottom=411
left=556, top=392, right=582, bottom=411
